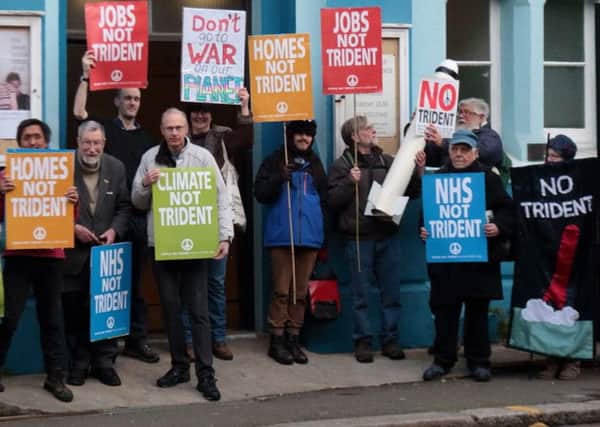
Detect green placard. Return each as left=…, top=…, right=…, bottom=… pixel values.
left=152, top=168, right=219, bottom=260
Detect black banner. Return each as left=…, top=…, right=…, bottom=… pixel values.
left=508, top=158, right=600, bottom=359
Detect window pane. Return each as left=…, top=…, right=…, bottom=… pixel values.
left=544, top=0, right=583, bottom=62
left=447, top=0, right=489, bottom=61
left=458, top=65, right=491, bottom=115
left=544, top=67, right=584, bottom=128
left=152, top=0, right=246, bottom=34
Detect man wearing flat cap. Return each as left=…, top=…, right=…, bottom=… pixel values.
left=254, top=120, right=327, bottom=365
left=420, top=129, right=515, bottom=383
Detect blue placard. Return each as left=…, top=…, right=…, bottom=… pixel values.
left=90, top=242, right=132, bottom=342
left=422, top=172, right=487, bottom=263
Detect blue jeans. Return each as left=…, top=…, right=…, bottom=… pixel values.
left=345, top=237, right=403, bottom=343
left=183, top=256, right=228, bottom=344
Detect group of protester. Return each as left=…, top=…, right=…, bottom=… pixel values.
left=0, top=49, right=583, bottom=404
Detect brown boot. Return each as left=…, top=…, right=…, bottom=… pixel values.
left=213, top=342, right=234, bottom=361
left=558, top=361, right=581, bottom=380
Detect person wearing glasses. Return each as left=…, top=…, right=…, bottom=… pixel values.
left=424, top=98, right=503, bottom=172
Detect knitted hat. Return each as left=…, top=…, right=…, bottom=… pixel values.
left=547, top=134, right=577, bottom=161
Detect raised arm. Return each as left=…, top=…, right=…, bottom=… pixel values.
left=73, top=50, right=96, bottom=120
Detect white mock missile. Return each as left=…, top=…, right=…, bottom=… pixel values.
left=367, top=59, right=459, bottom=221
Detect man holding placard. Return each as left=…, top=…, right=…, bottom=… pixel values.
left=62, top=120, right=131, bottom=387
left=74, top=50, right=159, bottom=365
left=0, top=119, right=78, bottom=402
left=420, top=129, right=514, bottom=382
left=132, top=108, right=232, bottom=401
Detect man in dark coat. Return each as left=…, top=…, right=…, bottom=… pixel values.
left=62, top=120, right=131, bottom=387
left=329, top=115, right=424, bottom=363
left=420, top=129, right=515, bottom=382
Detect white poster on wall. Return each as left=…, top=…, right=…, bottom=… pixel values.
left=355, top=54, right=396, bottom=137
left=0, top=27, right=31, bottom=138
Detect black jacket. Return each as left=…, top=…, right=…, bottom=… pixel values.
left=63, top=153, right=131, bottom=289
left=426, top=161, right=515, bottom=305
left=328, top=146, right=421, bottom=240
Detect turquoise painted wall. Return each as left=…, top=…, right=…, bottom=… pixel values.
left=0, top=0, right=64, bottom=148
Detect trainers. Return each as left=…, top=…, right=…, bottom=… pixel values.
left=268, top=334, right=294, bottom=365
left=213, top=342, right=234, bottom=361
left=354, top=338, right=373, bottom=363
left=90, top=367, right=121, bottom=386
left=156, top=367, right=190, bottom=388
left=558, top=361, right=581, bottom=380
left=285, top=333, right=308, bottom=364
left=123, top=342, right=160, bottom=363
left=44, top=372, right=74, bottom=402
left=197, top=372, right=221, bottom=401
left=469, top=366, right=491, bottom=382
left=422, top=363, right=449, bottom=381
left=381, top=341, right=406, bottom=360
left=67, top=368, right=88, bottom=386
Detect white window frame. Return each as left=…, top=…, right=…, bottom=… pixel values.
left=0, top=13, right=42, bottom=122
left=544, top=0, right=596, bottom=158
left=333, top=25, right=410, bottom=158
left=447, top=0, right=501, bottom=131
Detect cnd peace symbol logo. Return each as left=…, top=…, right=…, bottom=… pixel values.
left=106, top=316, right=115, bottom=329
left=111, top=69, right=123, bottom=82
left=33, top=227, right=47, bottom=241
left=181, top=238, right=194, bottom=252
left=346, top=74, right=359, bottom=87
left=276, top=102, right=288, bottom=114
left=449, top=242, right=462, bottom=255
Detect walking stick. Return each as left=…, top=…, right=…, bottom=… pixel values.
left=353, top=97, right=361, bottom=272
left=283, top=123, right=297, bottom=303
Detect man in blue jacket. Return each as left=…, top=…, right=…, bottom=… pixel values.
left=254, top=120, right=327, bottom=365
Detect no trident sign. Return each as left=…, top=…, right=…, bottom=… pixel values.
left=415, top=78, right=459, bottom=138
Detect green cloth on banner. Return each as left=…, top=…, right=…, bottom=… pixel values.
left=509, top=308, right=593, bottom=360
left=152, top=168, right=219, bottom=261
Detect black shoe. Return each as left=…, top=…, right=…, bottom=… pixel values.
left=67, top=368, right=88, bottom=386
left=44, top=372, right=74, bottom=402
left=469, top=366, right=491, bottom=382
left=156, top=368, right=190, bottom=388
left=268, top=335, right=294, bottom=365
left=123, top=343, right=160, bottom=363
left=90, top=367, right=121, bottom=386
left=0, top=375, right=5, bottom=392
left=381, top=341, right=406, bottom=360
left=422, top=363, right=450, bottom=381
left=285, top=333, right=308, bottom=364
left=354, top=338, right=373, bottom=363
left=197, top=372, right=221, bottom=401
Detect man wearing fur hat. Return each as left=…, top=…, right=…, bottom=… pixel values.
left=254, top=120, right=327, bottom=365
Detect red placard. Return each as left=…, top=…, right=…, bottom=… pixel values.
left=85, top=1, right=149, bottom=91
left=321, top=7, right=382, bottom=94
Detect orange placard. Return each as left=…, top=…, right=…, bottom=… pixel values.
left=249, top=33, right=313, bottom=122
left=5, top=150, right=75, bottom=250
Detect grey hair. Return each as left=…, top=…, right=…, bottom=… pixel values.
left=459, top=98, right=489, bottom=119
left=341, top=115, right=369, bottom=146
left=77, top=120, right=105, bottom=139
left=161, top=107, right=188, bottom=125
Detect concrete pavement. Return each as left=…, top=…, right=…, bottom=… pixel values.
left=1, top=334, right=599, bottom=426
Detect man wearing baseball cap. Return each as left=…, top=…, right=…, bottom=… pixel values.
left=420, top=129, right=515, bottom=382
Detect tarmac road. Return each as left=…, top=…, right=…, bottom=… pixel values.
left=2, top=365, right=600, bottom=427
